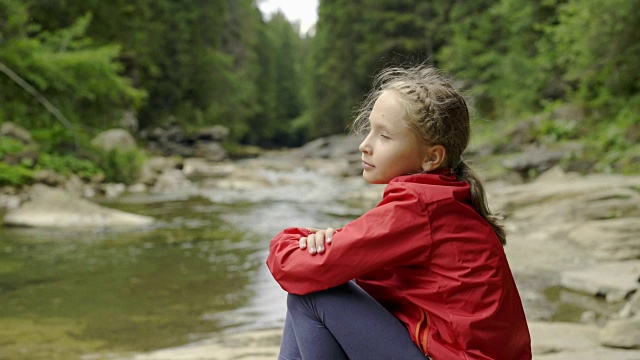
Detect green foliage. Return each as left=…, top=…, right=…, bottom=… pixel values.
left=549, top=0, right=640, bottom=110
left=91, top=148, right=145, bottom=185
left=0, top=1, right=146, bottom=131
left=0, top=162, right=33, bottom=186
left=537, top=120, right=579, bottom=143
left=0, top=137, right=25, bottom=158
left=0, top=0, right=637, bottom=175
left=36, top=153, right=103, bottom=181
left=307, top=0, right=363, bottom=137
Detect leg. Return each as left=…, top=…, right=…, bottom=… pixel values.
left=278, top=311, right=302, bottom=360
left=283, top=281, right=425, bottom=360
left=281, top=291, right=349, bottom=360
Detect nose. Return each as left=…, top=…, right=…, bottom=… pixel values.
left=359, top=136, right=371, bottom=154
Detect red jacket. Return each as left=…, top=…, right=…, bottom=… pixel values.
left=267, top=171, right=532, bottom=359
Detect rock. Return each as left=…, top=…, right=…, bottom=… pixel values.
left=191, top=125, right=229, bottom=142
left=294, top=134, right=361, bottom=161
left=0, top=194, right=22, bottom=211
left=600, top=318, right=640, bottom=349
left=529, top=321, right=599, bottom=355
left=569, top=188, right=640, bottom=221
left=620, top=291, right=640, bottom=319
left=141, top=125, right=228, bottom=159
left=138, top=156, right=183, bottom=186
left=533, top=165, right=573, bottom=183
left=560, top=261, right=640, bottom=302
left=32, top=169, right=62, bottom=186
left=213, top=178, right=270, bottom=191
left=498, top=116, right=541, bottom=153
left=3, top=184, right=153, bottom=228
left=0, top=121, right=35, bottom=145
left=182, top=158, right=235, bottom=178
left=63, top=174, right=87, bottom=198
left=534, top=347, right=640, bottom=360
left=567, top=218, right=640, bottom=261
left=128, top=328, right=281, bottom=360
left=501, top=145, right=568, bottom=179
left=91, top=128, right=137, bottom=152
left=119, top=110, right=139, bottom=133
left=303, top=157, right=352, bottom=177
left=101, top=183, right=127, bottom=198
left=194, top=141, right=226, bottom=162
left=127, top=183, right=147, bottom=193
left=145, top=156, right=183, bottom=172
left=152, top=169, right=192, bottom=192
left=327, top=134, right=362, bottom=159
left=492, top=173, right=640, bottom=214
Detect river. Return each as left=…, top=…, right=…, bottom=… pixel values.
left=0, top=162, right=371, bottom=359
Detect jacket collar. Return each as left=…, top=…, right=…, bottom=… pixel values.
left=391, top=168, right=459, bottom=185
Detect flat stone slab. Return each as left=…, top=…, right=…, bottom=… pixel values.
left=535, top=348, right=640, bottom=360
left=3, top=184, right=154, bottom=228
left=530, top=321, right=640, bottom=359
left=125, top=328, right=282, bottom=360
left=560, top=261, right=640, bottom=302
left=529, top=321, right=599, bottom=355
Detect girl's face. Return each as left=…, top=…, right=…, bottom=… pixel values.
left=358, top=91, right=429, bottom=184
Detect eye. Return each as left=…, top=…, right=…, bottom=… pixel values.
left=380, top=134, right=391, bottom=140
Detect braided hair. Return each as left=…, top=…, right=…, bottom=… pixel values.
left=352, top=64, right=506, bottom=245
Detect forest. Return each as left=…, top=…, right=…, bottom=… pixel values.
left=1, top=0, right=639, bottom=186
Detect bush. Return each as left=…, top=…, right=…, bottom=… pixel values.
left=36, top=153, right=103, bottom=181
left=0, top=162, right=33, bottom=186
left=0, top=137, right=26, bottom=158
left=91, top=147, right=145, bottom=185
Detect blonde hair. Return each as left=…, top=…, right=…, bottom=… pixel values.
left=353, top=64, right=506, bottom=245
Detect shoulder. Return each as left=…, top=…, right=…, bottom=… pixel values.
left=386, top=173, right=470, bottom=204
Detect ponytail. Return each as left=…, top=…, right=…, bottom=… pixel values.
left=455, top=160, right=507, bottom=245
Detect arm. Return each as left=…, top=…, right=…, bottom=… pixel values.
left=266, top=183, right=433, bottom=295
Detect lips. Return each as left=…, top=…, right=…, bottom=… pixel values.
left=362, top=159, right=375, bottom=169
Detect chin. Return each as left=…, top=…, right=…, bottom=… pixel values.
left=362, top=174, right=387, bottom=185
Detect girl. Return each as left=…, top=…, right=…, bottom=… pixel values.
left=266, top=65, right=531, bottom=359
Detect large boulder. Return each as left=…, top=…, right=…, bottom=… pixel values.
left=91, top=128, right=137, bottom=152
left=559, top=261, right=640, bottom=302
left=600, top=318, right=640, bottom=349
left=567, top=218, right=640, bottom=261
left=3, top=184, right=154, bottom=228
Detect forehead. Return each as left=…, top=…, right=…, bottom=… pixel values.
left=369, top=90, right=408, bottom=129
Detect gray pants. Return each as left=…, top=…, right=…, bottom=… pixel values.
left=278, top=281, right=428, bottom=360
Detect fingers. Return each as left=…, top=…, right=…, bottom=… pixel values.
left=298, top=227, right=336, bottom=254
left=306, top=232, right=324, bottom=254
left=325, top=227, right=335, bottom=244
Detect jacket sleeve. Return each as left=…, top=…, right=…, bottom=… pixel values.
left=266, top=183, right=433, bottom=295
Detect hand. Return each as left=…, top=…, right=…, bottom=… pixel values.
left=299, top=227, right=335, bottom=255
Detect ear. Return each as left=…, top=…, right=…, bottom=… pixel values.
left=421, top=145, right=446, bottom=172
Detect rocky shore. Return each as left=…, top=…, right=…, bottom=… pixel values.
left=2, top=130, right=640, bottom=359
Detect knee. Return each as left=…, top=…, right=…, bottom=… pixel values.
left=286, top=283, right=351, bottom=314
left=286, top=292, right=303, bottom=311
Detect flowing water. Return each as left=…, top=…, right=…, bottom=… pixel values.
left=0, top=164, right=371, bottom=359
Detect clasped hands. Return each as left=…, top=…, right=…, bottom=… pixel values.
left=300, top=227, right=335, bottom=255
